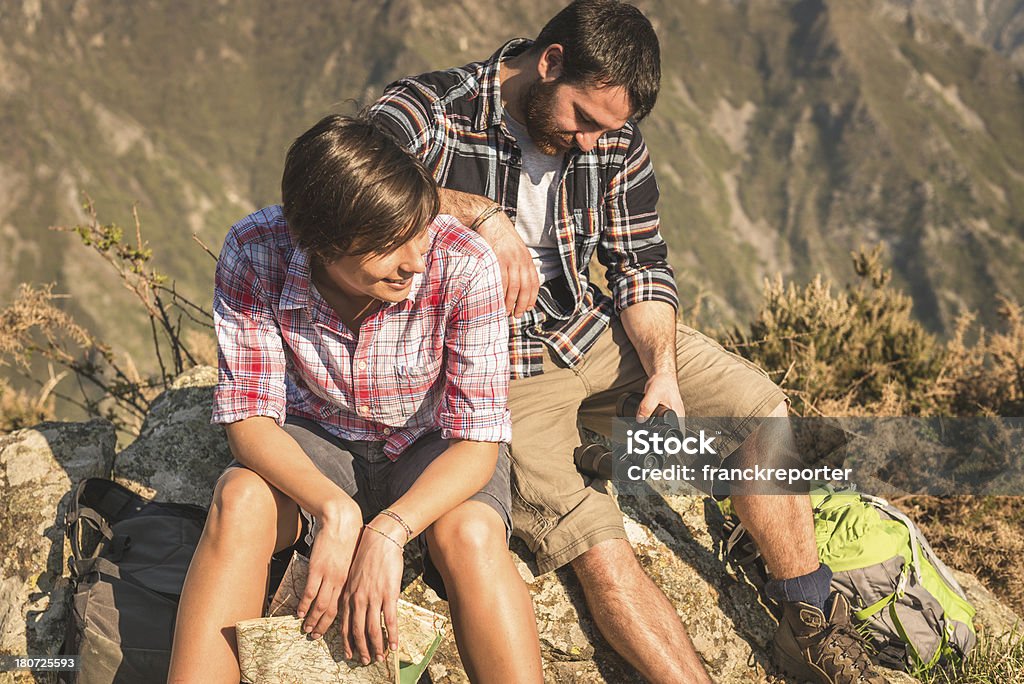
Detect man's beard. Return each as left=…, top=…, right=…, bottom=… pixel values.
left=522, top=79, right=573, bottom=156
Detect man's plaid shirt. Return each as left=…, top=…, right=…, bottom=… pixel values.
left=211, top=205, right=511, bottom=459
left=370, top=39, right=678, bottom=379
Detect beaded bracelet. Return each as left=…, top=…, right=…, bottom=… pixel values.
left=364, top=523, right=404, bottom=551
left=468, top=203, right=503, bottom=231
left=378, top=509, right=413, bottom=542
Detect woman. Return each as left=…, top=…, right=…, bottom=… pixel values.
left=168, top=115, right=542, bottom=683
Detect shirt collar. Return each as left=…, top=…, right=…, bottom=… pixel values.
left=473, top=38, right=534, bottom=132
left=404, top=271, right=424, bottom=302
left=278, top=234, right=428, bottom=311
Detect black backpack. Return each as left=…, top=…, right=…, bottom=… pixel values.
left=60, top=478, right=207, bottom=683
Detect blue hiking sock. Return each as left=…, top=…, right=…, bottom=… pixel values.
left=765, top=563, right=833, bottom=612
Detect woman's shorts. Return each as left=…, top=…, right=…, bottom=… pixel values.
left=222, top=415, right=512, bottom=600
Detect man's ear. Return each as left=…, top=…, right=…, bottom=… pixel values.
left=537, top=44, right=564, bottom=82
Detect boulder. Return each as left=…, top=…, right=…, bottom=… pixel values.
left=953, top=570, right=1023, bottom=643
left=114, top=365, right=231, bottom=506
left=0, top=419, right=116, bottom=665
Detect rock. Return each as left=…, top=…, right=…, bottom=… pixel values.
left=954, top=570, right=1022, bottom=639
left=114, top=365, right=230, bottom=506
left=7, top=368, right=1023, bottom=683
left=0, top=420, right=116, bottom=662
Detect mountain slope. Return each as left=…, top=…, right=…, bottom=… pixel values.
left=1, top=0, right=1022, bottom=375
left=893, top=0, right=1024, bottom=65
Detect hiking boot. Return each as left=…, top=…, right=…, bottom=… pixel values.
left=772, top=592, right=886, bottom=683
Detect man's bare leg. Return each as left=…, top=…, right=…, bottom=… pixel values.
left=572, top=538, right=713, bottom=684
left=426, top=501, right=543, bottom=684
left=731, top=493, right=818, bottom=579
left=168, top=468, right=301, bottom=683
left=729, top=401, right=819, bottom=580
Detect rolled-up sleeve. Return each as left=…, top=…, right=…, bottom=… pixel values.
left=438, top=247, right=512, bottom=444
left=599, top=127, right=679, bottom=313
left=211, top=233, right=287, bottom=425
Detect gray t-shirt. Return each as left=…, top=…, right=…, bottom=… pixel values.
left=503, top=113, right=565, bottom=285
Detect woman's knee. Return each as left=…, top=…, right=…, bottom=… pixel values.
left=207, top=468, right=297, bottom=550
left=427, top=503, right=508, bottom=576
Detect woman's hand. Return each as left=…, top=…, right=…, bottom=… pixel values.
left=296, top=499, right=362, bottom=640
left=340, top=516, right=406, bottom=664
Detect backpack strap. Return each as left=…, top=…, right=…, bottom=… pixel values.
left=65, top=478, right=148, bottom=571
left=886, top=599, right=945, bottom=671
left=66, top=480, right=110, bottom=566
left=853, top=561, right=910, bottom=622
left=78, top=478, right=148, bottom=523
left=861, top=494, right=924, bottom=583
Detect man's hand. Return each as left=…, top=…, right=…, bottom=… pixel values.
left=635, top=370, right=685, bottom=423
left=297, top=501, right=362, bottom=640
left=475, top=211, right=539, bottom=317
left=436, top=187, right=539, bottom=317
left=340, top=518, right=405, bottom=665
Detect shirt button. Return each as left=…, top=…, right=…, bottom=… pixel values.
left=357, top=360, right=367, bottom=370
left=382, top=427, right=392, bottom=436
left=358, top=405, right=370, bottom=416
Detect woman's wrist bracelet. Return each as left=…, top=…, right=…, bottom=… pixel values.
left=378, top=509, right=413, bottom=542
left=468, top=203, right=503, bottom=231
left=364, top=523, right=404, bottom=551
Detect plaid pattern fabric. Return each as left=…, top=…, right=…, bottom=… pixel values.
left=211, top=205, right=511, bottom=459
left=370, top=38, right=678, bottom=378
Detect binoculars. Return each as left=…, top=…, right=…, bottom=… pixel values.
left=573, top=392, right=685, bottom=480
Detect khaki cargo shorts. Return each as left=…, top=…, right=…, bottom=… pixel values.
left=508, top=318, right=787, bottom=575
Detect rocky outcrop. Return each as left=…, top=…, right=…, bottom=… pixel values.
left=114, top=366, right=230, bottom=506
left=2, top=367, right=1021, bottom=682
left=0, top=419, right=116, bottom=664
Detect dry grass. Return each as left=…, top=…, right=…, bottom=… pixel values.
left=919, top=629, right=1024, bottom=684
left=0, top=376, right=56, bottom=433
left=904, top=496, right=1024, bottom=617
left=0, top=199, right=213, bottom=436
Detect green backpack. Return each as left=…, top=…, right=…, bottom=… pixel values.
left=719, top=486, right=977, bottom=672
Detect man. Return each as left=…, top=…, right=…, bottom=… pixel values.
left=169, top=116, right=543, bottom=683
left=371, top=2, right=883, bottom=682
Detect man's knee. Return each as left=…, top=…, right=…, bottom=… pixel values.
left=767, top=399, right=789, bottom=418
left=572, top=538, right=645, bottom=595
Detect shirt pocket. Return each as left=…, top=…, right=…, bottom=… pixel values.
left=381, top=355, right=444, bottom=427
left=572, top=208, right=603, bottom=258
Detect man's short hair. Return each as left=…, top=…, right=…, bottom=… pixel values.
left=281, top=114, right=439, bottom=262
left=534, top=0, right=660, bottom=121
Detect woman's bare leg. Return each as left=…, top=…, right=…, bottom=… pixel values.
left=425, top=501, right=543, bottom=684
left=168, top=468, right=301, bottom=683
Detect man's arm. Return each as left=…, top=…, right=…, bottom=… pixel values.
left=439, top=187, right=539, bottom=316
left=369, top=85, right=539, bottom=316
left=619, top=301, right=683, bottom=420
left=599, top=127, right=682, bottom=419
